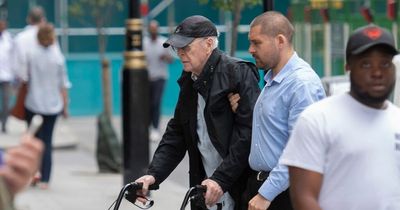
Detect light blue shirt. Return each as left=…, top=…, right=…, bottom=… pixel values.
left=249, top=52, right=326, bottom=201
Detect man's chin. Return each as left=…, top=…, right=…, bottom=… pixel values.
left=255, top=62, right=264, bottom=69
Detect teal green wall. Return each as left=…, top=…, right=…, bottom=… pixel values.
left=67, top=53, right=261, bottom=116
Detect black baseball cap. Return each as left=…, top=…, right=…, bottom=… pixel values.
left=163, top=15, right=218, bottom=48
left=346, top=24, right=398, bottom=62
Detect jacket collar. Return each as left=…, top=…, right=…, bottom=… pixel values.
left=192, top=49, right=221, bottom=98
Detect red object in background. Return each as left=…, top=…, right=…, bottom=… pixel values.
left=140, top=3, right=149, bottom=16
left=387, top=0, right=397, bottom=21
left=320, top=8, right=329, bottom=23
left=360, top=6, right=374, bottom=23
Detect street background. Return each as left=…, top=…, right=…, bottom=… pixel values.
left=0, top=116, right=189, bottom=210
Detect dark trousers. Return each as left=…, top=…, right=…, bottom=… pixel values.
left=241, top=171, right=293, bottom=210
left=25, top=108, right=58, bottom=183
left=149, top=78, right=165, bottom=129
left=0, top=81, right=11, bottom=132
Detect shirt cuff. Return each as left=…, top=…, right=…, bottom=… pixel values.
left=258, top=179, right=285, bottom=201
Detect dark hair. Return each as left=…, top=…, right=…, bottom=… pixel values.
left=250, top=11, right=294, bottom=43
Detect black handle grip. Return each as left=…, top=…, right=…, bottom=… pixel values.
left=194, top=185, right=206, bottom=192
left=124, top=182, right=159, bottom=206
left=114, top=182, right=159, bottom=210
left=180, top=185, right=208, bottom=210
left=134, top=182, right=159, bottom=191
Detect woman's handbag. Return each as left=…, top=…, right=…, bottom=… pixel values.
left=10, top=83, right=27, bottom=120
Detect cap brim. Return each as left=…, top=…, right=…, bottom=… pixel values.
left=352, top=42, right=399, bottom=56
left=163, top=34, right=194, bottom=48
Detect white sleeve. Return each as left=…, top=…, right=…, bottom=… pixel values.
left=12, top=39, right=29, bottom=81
left=279, top=112, right=328, bottom=174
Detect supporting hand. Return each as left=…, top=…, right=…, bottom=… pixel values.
left=201, top=179, right=223, bottom=208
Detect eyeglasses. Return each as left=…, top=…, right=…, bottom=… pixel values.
left=171, top=38, right=207, bottom=54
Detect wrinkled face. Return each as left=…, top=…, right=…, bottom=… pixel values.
left=347, top=45, right=396, bottom=107
left=173, top=37, right=212, bottom=75
left=248, top=25, right=279, bottom=70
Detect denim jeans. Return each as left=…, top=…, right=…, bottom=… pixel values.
left=25, top=108, right=58, bottom=183
left=0, top=81, right=11, bottom=132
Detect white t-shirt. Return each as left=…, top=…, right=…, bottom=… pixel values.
left=280, top=93, right=400, bottom=210
left=143, top=36, right=171, bottom=81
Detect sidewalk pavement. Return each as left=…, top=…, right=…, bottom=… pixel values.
left=0, top=116, right=189, bottom=210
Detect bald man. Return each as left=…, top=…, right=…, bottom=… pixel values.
left=229, top=11, right=325, bottom=210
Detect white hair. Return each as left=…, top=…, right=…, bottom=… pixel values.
left=210, top=36, right=219, bottom=49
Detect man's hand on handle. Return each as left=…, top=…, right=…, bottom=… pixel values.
left=201, top=179, right=223, bottom=208
left=134, top=175, right=156, bottom=204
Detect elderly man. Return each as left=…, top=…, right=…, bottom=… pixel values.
left=135, top=15, right=260, bottom=210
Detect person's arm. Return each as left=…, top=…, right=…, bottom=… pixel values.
left=209, top=62, right=260, bottom=191
left=59, top=58, right=71, bottom=118
left=147, top=115, right=187, bottom=185
left=255, top=78, right=326, bottom=205
left=61, top=87, right=69, bottom=118
left=289, top=166, right=323, bottom=210
left=135, top=93, right=187, bottom=203
left=146, top=73, right=193, bottom=186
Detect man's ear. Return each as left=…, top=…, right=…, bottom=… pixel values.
left=345, top=63, right=351, bottom=73
left=206, top=38, right=214, bottom=53
left=276, top=34, right=286, bottom=48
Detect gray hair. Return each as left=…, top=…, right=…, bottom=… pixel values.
left=210, top=36, right=219, bottom=49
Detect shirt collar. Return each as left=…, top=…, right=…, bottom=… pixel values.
left=264, top=52, right=298, bottom=86
left=192, top=48, right=221, bottom=98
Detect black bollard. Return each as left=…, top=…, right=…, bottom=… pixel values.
left=122, top=1, right=149, bottom=184
left=263, top=0, right=274, bottom=12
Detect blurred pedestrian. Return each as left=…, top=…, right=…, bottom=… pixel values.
left=13, top=6, right=46, bottom=80
left=229, top=11, right=325, bottom=210
left=280, top=24, right=400, bottom=210
left=143, top=20, right=173, bottom=140
left=135, top=15, right=260, bottom=210
left=0, top=135, right=44, bottom=210
left=0, top=19, right=13, bottom=133
left=22, top=23, right=71, bottom=189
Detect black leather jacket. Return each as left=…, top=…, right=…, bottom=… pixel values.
left=147, top=49, right=260, bottom=209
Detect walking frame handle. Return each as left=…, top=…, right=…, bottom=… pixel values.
left=180, top=185, right=207, bottom=210
left=112, top=182, right=159, bottom=210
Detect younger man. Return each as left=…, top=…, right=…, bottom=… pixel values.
left=280, top=24, right=400, bottom=210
